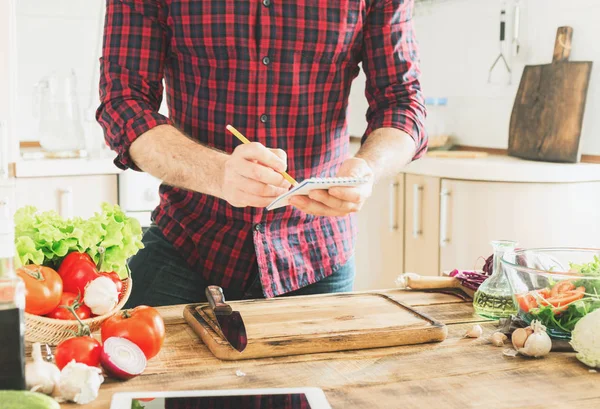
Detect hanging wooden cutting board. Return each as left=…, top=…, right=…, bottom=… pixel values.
left=508, top=26, right=593, bottom=163
left=183, top=292, right=447, bottom=361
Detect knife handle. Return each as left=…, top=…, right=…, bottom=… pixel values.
left=205, top=286, right=233, bottom=314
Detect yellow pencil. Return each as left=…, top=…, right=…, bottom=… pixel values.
left=226, top=124, right=298, bottom=186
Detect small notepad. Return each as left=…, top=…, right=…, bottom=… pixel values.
left=266, top=177, right=370, bottom=210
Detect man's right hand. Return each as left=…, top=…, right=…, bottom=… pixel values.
left=221, top=142, right=291, bottom=208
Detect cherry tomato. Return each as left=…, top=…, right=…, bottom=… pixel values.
left=17, top=265, right=63, bottom=315
left=58, top=252, right=101, bottom=296
left=101, top=306, right=165, bottom=359
left=46, top=292, right=92, bottom=320
left=55, top=336, right=102, bottom=370
left=99, top=271, right=124, bottom=296
left=550, top=280, right=576, bottom=298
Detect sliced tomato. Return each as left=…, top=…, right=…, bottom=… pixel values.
left=516, top=293, right=537, bottom=313
left=550, top=280, right=575, bottom=298
left=537, top=288, right=551, bottom=299
left=548, top=286, right=585, bottom=307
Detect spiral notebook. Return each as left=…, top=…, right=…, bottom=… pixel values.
left=266, top=177, right=370, bottom=211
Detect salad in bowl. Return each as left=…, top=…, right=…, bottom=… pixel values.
left=502, top=248, right=600, bottom=339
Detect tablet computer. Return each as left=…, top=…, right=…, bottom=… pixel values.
left=110, top=387, right=332, bottom=409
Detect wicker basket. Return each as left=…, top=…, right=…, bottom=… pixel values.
left=25, top=278, right=132, bottom=345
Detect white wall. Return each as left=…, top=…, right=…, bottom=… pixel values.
left=14, top=0, right=106, bottom=148
left=348, top=0, right=600, bottom=154
left=13, top=0, right=169, bottom=151
left=0, top=0, right=20, bottom=165
left=10, top=0, right=600, bottom=154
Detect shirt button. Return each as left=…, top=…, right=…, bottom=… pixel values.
left=262, top=56, right=271, bottom=66
left=262, top=0, right=271, bottom=7
left=254, top=223, right=263, bottom=232
left=260, top=114, right=268, bottom=123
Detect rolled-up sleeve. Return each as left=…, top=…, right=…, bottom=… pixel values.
left=96, top=0, right=171, bottom=171
left=361, top=0, right=427, bottom=160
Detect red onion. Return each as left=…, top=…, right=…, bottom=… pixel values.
left=449, top=269, right=488, bottom=291
left=482, top=254, right=494, bottom=275
left=100, top=337, right=146, bottom=380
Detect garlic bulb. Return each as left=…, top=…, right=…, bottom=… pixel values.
left=58, top=360, right=104, bottom=404
left=84, top=276, right=118, bottom=315
left=26, top=343, right=60, bottom=395
left=513, top=320, right=552, bottom=358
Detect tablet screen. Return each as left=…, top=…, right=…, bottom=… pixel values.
left=131, top=394, right=312, bottom=409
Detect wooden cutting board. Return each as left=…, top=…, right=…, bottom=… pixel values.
left=183, top=292, right=447, bottom=360
left=508, top=26, right=593, bottom=163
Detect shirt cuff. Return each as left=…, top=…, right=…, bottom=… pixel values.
left=362, top=110, right=427, bottom=161
left=113, top=110, right=171, bottom=171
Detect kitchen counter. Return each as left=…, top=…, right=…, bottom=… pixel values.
left=12, top=156, right=120, bottom=178
left=64, top=290, right=599, bottom=409
left=403, top=154, right=600, bottom=183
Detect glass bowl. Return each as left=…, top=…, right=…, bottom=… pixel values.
left=501, top=248, right=600, bottom=340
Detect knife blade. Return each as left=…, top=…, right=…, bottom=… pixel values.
left=205, top=285, right=247, bottom=352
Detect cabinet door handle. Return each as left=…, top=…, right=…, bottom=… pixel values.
left=389, top=181, right=399, bottom=232
left=0, top=121, right=8, bottom=179
left=412, top=184, right=423, bottom=238
left=58, top=187, right=73, bottom=218
left=439, top=189, right=451, bottom=247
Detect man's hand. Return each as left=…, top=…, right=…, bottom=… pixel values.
left=289, top=157, right=374, bottom=216
left=222, top=142, right=292, bottom=208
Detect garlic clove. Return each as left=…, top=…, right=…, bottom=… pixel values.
left=490, top=332, right=508, bottom=347
left=465, top=324, right=484, bottom=338
left=511, top=327, right=534, bottom=350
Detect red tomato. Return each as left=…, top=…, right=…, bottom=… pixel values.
left=551, top=281, right=576, bottom=298
left=55, top=336, right=102, bottom=370
left=46, top=292, right=92, bottom=320
left=59, top=252, right=94, bottom=272
left=17, top=265, right=63, bottom=315
left=101, top=306, right=165, bottom=359
left=516, top=293, right=537, bottom=313
left=547, top=286, right=585, bottom=313
left=58, top=252, right=101, bottom=296
left=537, top=288, right=551, bottom=299
left=99, top=271, right=124, bottom=295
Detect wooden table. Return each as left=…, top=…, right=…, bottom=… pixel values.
left=65, top=290, right=599, bottom=409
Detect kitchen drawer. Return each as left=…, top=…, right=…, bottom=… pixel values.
left=15, top=175, right=118, bottom=218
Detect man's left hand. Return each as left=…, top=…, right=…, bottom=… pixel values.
left=289, top=157, right=374, bottom=216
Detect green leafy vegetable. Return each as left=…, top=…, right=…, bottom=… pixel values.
left=14, top=203, right=143, bottom=277
left=523, top=256, right=600, bottom=336
left=570, top=255, right=600, bottom=276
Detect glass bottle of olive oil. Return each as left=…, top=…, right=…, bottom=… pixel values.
left=473, top=240, right=518, bottom=319
left=0, top=199, right=26, bottom=390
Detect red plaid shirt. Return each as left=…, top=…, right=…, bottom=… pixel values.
left=97, top=0, right=426, bottom=297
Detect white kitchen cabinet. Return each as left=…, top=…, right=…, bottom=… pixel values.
left=403, top=174, right=441, bottom=276
left=15, top=175, right=118, bottom=218
left=438, top=179, right=600, bottom=273
left=354, top=174, right=404, bottom=290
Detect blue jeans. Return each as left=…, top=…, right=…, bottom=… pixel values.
left=125, top=226, right=356, bottom=308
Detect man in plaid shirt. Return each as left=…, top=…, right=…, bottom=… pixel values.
left=97, top=0, right=426, bottom=307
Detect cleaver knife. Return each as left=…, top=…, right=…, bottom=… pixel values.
left=205, top=286, right=247, bottom=352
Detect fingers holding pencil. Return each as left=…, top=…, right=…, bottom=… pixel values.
left=221, top=125, right=293, bottom=208
left=226, top=124, right=298, bottom=186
